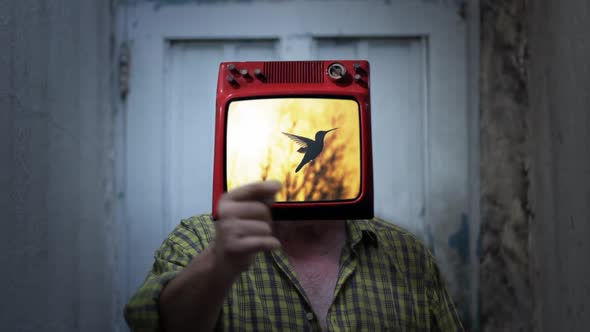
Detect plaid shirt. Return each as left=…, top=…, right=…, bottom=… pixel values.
left=125, top=214, right=464, bottom=331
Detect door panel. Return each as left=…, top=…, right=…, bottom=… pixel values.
left=167, top=40, right=278, bottom=231
left=315, top=38, right=426, bottom=237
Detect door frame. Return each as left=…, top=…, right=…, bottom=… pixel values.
left=113, top=1, right=480, bottom=330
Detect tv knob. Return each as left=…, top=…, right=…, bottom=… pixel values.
left=227, top=64, right=238, bottom=74
left=227, top=75, right=239, bottom=87
left=254, top=68, right=265, bottom=81
left=353, top=62, right=366, bottom=76
left=327, top=63, right=347, bottom=81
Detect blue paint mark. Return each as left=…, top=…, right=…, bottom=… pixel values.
left=448, top=213, right=470, bottom=264
left=425, top=224, right=436, bottom=255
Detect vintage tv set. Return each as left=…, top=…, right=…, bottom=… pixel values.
left=212, top=60, right=374, bottom=220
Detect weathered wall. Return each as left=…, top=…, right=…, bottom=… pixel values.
left=480, top=0, right=590, bottom=331
left=527, top=0, right=590, bottom=330
left=479, top=0, right=532, bottom=330
left=0, top=1, right=117, bottom=331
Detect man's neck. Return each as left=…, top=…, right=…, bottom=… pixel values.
left=274, top=220, right=347, bottom=330
left=274, top=220, right=347, bottom=259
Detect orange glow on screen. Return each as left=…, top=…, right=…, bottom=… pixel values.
left=226, top=98, right=361, bottom=202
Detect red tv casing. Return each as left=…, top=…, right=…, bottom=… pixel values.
left=212, top=60, right=374, bottom=220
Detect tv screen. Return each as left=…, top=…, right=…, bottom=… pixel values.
left=225, top=97, right=361, bottom=203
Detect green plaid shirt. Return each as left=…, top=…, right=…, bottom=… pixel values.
left=125, top=214, right=464, bottom=331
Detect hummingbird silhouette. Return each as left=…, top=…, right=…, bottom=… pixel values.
left=282, top=128, right=338, bottom=173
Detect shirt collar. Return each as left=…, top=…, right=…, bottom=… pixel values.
left=345, top=218, right=379, bottom=250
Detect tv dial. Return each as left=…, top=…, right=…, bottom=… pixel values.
left=327, top=63, right=347, bottom=80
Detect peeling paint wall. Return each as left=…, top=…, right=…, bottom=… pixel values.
left=479, top=0, right=531, bottom=330
left=0, top=1, right=116, bottom=331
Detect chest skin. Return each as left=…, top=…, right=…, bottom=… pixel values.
left=289, top=251, right=341, bottom=329
left=275, top=220, right=347, bottom=330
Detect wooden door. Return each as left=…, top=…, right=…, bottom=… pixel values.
left=117, top=1, right=474, bottom=329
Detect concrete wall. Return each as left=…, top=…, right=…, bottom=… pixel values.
left=528, top=0, right=590, bottom=330
left=0, top=1, right=117, bottom=331
left=479, top=0, right=532, bottom=330
left=480, top=0, right=590, bottom=331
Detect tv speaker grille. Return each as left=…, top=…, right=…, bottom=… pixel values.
left=263, top=61, right=325, bottom=84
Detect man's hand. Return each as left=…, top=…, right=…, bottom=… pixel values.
left=159, top=181, right=282, bottom=332
left=212, top=180, right=282, bottom=277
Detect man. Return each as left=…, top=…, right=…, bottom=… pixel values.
left=125, top=181, right=464, bottom=331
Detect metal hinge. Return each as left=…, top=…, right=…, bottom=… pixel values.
left=119, top=42, right=130, bottom=100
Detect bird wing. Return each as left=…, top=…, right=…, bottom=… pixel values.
left=282, top=132, right=314, bottom=148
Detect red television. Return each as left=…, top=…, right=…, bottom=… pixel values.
left=212, top=60, right=373, bottom=220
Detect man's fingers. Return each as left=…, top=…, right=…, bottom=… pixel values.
left=224, top=181, right=281, bottom=203
left=225, top=236, right=281, bottom=254
left=213, top=181, right=282, bottom=272
left=217, top=200, right=272, bottom=222
left=219, top=219, right=273, bottom=237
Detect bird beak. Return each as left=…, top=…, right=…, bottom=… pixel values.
left=327, top=128, right=338, bottom=133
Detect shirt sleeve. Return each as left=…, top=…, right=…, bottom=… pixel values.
left=124, top=218, right=208, bottom=331
left=426, top=254, right=465, bottom=332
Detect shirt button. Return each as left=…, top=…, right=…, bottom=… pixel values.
left=306, top=312, right=314, bottom=321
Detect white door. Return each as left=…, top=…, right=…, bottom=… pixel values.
left=117, top=1, right=474, bottom=330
